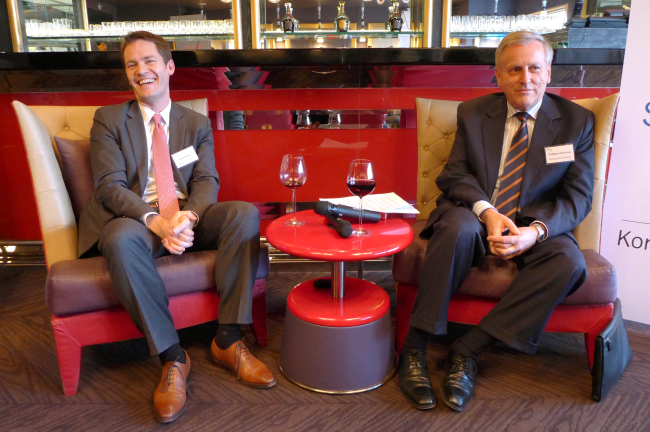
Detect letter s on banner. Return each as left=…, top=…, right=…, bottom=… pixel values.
left=645, top=102, right=650, bottom=127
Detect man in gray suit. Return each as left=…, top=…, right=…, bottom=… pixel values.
left=77, top=31, right=275, bottom=423
left=398, top=32, right=595, bottom=412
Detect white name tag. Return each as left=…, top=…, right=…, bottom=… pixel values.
left=545, top=144, right=575, bottom=164
left=171, top=146, right=199, bottom=169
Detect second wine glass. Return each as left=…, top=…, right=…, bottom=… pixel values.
left=280, top=154, right=307, bottom=226
left=347, top=159, right=375, bottom=236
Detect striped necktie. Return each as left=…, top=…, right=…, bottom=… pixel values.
left=495, top=112, right=530, bottom=221
left=151, top=113, right=180, bottom=219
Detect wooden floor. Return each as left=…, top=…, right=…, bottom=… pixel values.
left=0, top=266, right=649, bottom=432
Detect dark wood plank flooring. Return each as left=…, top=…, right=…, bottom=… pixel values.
left=0, top=266, right=648, bottom=431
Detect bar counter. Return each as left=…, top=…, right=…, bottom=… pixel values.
left=0, top=48, right=624, bottom=242
left=0, top=48, right=625, bottom=70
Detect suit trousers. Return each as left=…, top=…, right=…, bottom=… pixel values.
left=97, top=201, right=261, bottom=356
left=411, top=205, right=587, bottom=354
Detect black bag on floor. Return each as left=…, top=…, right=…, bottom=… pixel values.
left=591, top=298, right=633, bottom=401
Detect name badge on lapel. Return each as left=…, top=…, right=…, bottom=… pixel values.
left=545, top=144, right=575, bottom=164
left=171, top=147, right=199, bottom=169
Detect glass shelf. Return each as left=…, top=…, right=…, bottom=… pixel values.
left=261, top=30, right=422, bottom=40
left=27, top=33, right=235, bottom=43
left=451, top=31, right=555, bottom=38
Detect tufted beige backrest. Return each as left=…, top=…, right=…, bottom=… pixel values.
left=415, top=93, right=619, bottom=252
left=12, top=99, right=208, bottom=269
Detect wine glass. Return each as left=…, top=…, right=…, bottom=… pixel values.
left=280, top=154, right=307, bottom=226
left=347, top=159, right=375, bottom=236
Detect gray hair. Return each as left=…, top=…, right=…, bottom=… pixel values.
left=495, top=31, right=553, bottom=68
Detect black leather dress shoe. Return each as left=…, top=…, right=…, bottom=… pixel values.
left=440, top=351, right=477, bottom=412
left=398, top=350, right=436, bottom=410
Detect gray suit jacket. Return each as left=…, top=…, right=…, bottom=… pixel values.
left=77, top=100, right=219, bottom=257
left=422, top=92, right=595, bottom=241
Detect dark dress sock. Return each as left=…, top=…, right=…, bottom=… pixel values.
left=214, top=323, right=242, bottom=350
left=402, top=326, right=430, bottom=353
left=451, top=326, right=495, bottom=360
left=159, top=343, right=186, bottom=365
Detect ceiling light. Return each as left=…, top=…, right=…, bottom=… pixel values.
left=5, top=245, right=16, bottom=252
left=269, top=0, right=281, bottom=3
left=276, top=37, right=283, bottom=41
left=359, top=36, right=366, bottom=42
left=221, top=0, right=231, bottom=3
left=317, top=36, right=324, bottom=43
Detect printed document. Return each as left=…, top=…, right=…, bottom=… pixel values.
left=320, top=192, right=419, bottom=214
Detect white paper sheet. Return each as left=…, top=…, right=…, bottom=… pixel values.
left=320, top=192, right=419, bottom=214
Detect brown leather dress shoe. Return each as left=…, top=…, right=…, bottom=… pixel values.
left=153, top=351, right=191, bottom=423
left=211, top=340, right=276, bottom=388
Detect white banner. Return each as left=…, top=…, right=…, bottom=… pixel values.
left=601, top=0, right=650, bottom=324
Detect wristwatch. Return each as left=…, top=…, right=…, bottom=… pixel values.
left=531, top=222, right=546, bottom=243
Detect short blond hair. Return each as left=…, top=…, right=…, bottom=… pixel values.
left=495, top=31, right=553, bottom=68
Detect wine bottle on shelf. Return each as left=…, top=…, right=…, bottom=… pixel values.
left=389, top=1, right=404, bottom=32
left=318, top=6, right=322, bottom=29
left=335, top=1, right=350, bottom=33
left=281, top=3, right=299, bottom=33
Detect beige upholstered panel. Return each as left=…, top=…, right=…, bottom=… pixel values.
left=415, top=94, right=619, bottom=251
left=12, top=99, right=209, bottom=269
left=572, top=94, right=619, bottom=252
left=415, top=98, right=461, bottom=220
left=176, top=98, right=208, bottom=116
left=12, top=101, right=79, bottom=268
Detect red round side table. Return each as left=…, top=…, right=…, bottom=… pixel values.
left=266, top=210, right=414, bottom=393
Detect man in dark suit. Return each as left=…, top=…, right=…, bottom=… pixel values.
left=398, top=31, right=595, bottom=411
left=77, top=31, right=275, bottom=423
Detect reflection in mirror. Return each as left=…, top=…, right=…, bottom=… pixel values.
left=215, top=109, right=416, bottom=130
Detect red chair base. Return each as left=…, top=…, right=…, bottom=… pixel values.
left=52, top=279, right=267, bottom=396
left=395, top=283, right=613, bottom=369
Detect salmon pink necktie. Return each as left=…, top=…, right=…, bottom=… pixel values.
left=151, top=113, right=179, bottom=219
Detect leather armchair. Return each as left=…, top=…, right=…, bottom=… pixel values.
left=392, top=94, right=620, bottom=372
left=12, top=99, right=269, bottom=396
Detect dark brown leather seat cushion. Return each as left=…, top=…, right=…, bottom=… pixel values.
left=392, top=220, right=617, bottom=305
left=46, top=244, right=270, bottom=315
left=53, top=137, right=94, bottom=223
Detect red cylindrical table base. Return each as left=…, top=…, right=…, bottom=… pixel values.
left=279, top=278, right=396, bottom=393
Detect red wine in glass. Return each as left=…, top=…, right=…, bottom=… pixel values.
left=347, top=179, right=376, bottom=197
left=347, top=159, right=375, bottom=236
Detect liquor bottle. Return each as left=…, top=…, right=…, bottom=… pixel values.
left=281, top=3, right=299, bottom=33
left=335, top=1, right=350, bottom=33
left=389, top=1, right=404, bottom=32
left=385, top=6, right=393, bottom=30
